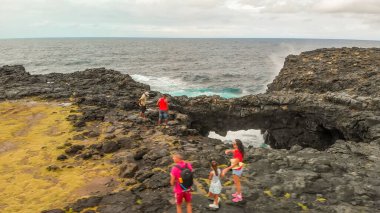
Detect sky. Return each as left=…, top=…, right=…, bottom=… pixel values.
left=0, top=0, right=379, bottom=40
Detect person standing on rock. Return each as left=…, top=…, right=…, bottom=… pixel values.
left=157, top=94, right=169, bottom=125
left=138, top=91, right=149, bottom=118
left=208, top=160, right=222, bottom=209
left=221, top=139, right=244, bottom=202
left=170, top=153, right=193, bottom=213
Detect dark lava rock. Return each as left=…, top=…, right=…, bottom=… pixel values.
left=64, top=142, right=72, bottom=147
left=134, top=148, right=149, bottom=160
left=82, top=210, right=96, bottom=213
left=97, top=191, right=137, bottom=213
left=134, top=168, right=154, bottom=182
left=83, top=130, right=100, bottom=138
left=79, top=151, right=93, bottom=160
left=66, top=196, right=102, bottom=212
left=46, top=165, right=59, bottom=171
left=64, top=145, right=85, bottom=155
left=119, top=163, right=138, bottom=178
left=72, top=134, right=86, bottom=140
left=104, top=134, right=116, bottom=140
left=143, top=172, right=170, bottom=189
left=137, top=189, right=171, bottom=213
left=124, top=179, right=138, bottom=186
left=143, top=150, right=164, bottom=162
left=56, top=154, right=68, bottom=161
left=117, top=137, right=137, bottom=149
left=101, top=140, right=120, bottom=153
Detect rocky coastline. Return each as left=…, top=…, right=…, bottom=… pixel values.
left=0, top=47, right=379, bottom=212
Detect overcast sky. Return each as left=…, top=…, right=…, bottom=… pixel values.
left=0, top=0, right=379, bottom=40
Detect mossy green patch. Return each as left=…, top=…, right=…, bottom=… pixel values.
left=284, top=193, right=291, bottom=199
left=297, top=202, right=309, bottom=211
left=0, top=101, right=117, bottom=213
left=223, top=180, right=233, bottom=186
left=263, top=190, right=273, bottom=197
left=316, top=197, right=327, bottom=203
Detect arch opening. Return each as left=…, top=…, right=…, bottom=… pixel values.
left=189, top=111, right=345, bottom=151
left=207, top=129, right=266, bottom=148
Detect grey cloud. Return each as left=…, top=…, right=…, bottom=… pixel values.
left=0, top=0, right=379, bottom=40
left=238, top=0, right=380, bottom=14
left=314, top=0, right=380, bottom=14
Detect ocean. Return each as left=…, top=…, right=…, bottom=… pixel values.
left=1, top=38, right=380, bottom=146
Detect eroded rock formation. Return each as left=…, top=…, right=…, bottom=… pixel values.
left=174, top=47, right=380, bottom=150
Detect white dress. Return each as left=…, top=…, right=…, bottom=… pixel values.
left=209, top=169, right=222, bottom=194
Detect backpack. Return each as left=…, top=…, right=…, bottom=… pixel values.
left=175, top=163, right=193, bottom=191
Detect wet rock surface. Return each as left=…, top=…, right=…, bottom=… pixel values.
left=1, top=47, right=380, bottom=213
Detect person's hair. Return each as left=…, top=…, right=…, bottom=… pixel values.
left=211, top=160, right=218, bottom=176
left=172, top=152, right=183, bottom=160
left=234, top=139, right=245, bottom=158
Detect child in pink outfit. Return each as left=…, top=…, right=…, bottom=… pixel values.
left=170, top=153, right=193, bottom=213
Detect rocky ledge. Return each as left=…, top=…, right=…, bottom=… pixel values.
left=1, top=47, right=379, bottom=213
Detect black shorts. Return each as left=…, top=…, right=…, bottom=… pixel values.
left=140, top=105, right=147, bottom=113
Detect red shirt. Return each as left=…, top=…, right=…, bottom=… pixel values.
left=233, top=149, right=243, bottom=162
left=158, top=98, right=168, bottom=111
left=171, top=161, right=193, bottom=193
left=233, top=149, right=243, bottom=170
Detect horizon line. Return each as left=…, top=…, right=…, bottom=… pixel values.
left=1, top=36, right=379, bottom=42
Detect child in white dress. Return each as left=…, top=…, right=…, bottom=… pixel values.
left=208, top=160, right=222, bottom=209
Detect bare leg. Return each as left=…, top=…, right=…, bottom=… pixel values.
left=176, top=204, right=182, bottom=213
left=186, top=202, right=192, bottom=213
left=233, top=175, right=241, bottom=195
left=214, top=194, right=219, bottom=205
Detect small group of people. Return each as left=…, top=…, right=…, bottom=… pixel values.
left=170, top=139, right=245, bottom=213
left=138, top=92, right=169, bottom=125
left=139, top=92, right=245, bottom=212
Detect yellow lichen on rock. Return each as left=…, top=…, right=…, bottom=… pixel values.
left=0, top=100, right=117, bottom=213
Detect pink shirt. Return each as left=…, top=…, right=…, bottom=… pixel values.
left=171, top=161, right=193, bottom=193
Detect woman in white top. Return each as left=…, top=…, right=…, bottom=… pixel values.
left=208, top=160, right=222, bottom=209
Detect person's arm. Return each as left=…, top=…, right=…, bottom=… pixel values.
left=170, top=174, right=175, bottom=186
left=208, top=171, right=213, bottom=180
left=156, top=99, right=160, bottom=107
left=224, top=149, right=234, bottom=155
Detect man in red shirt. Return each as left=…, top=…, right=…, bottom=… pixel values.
left=170, top=153, right=193, bottom=213
left=156, top=94, right=169, bottom=125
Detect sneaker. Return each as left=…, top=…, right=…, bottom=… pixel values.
left=232, top=192, right=242, bottom=197
left=209, top=203, right=219, bottom=209
left=232, top=195, right=243, bottom=203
